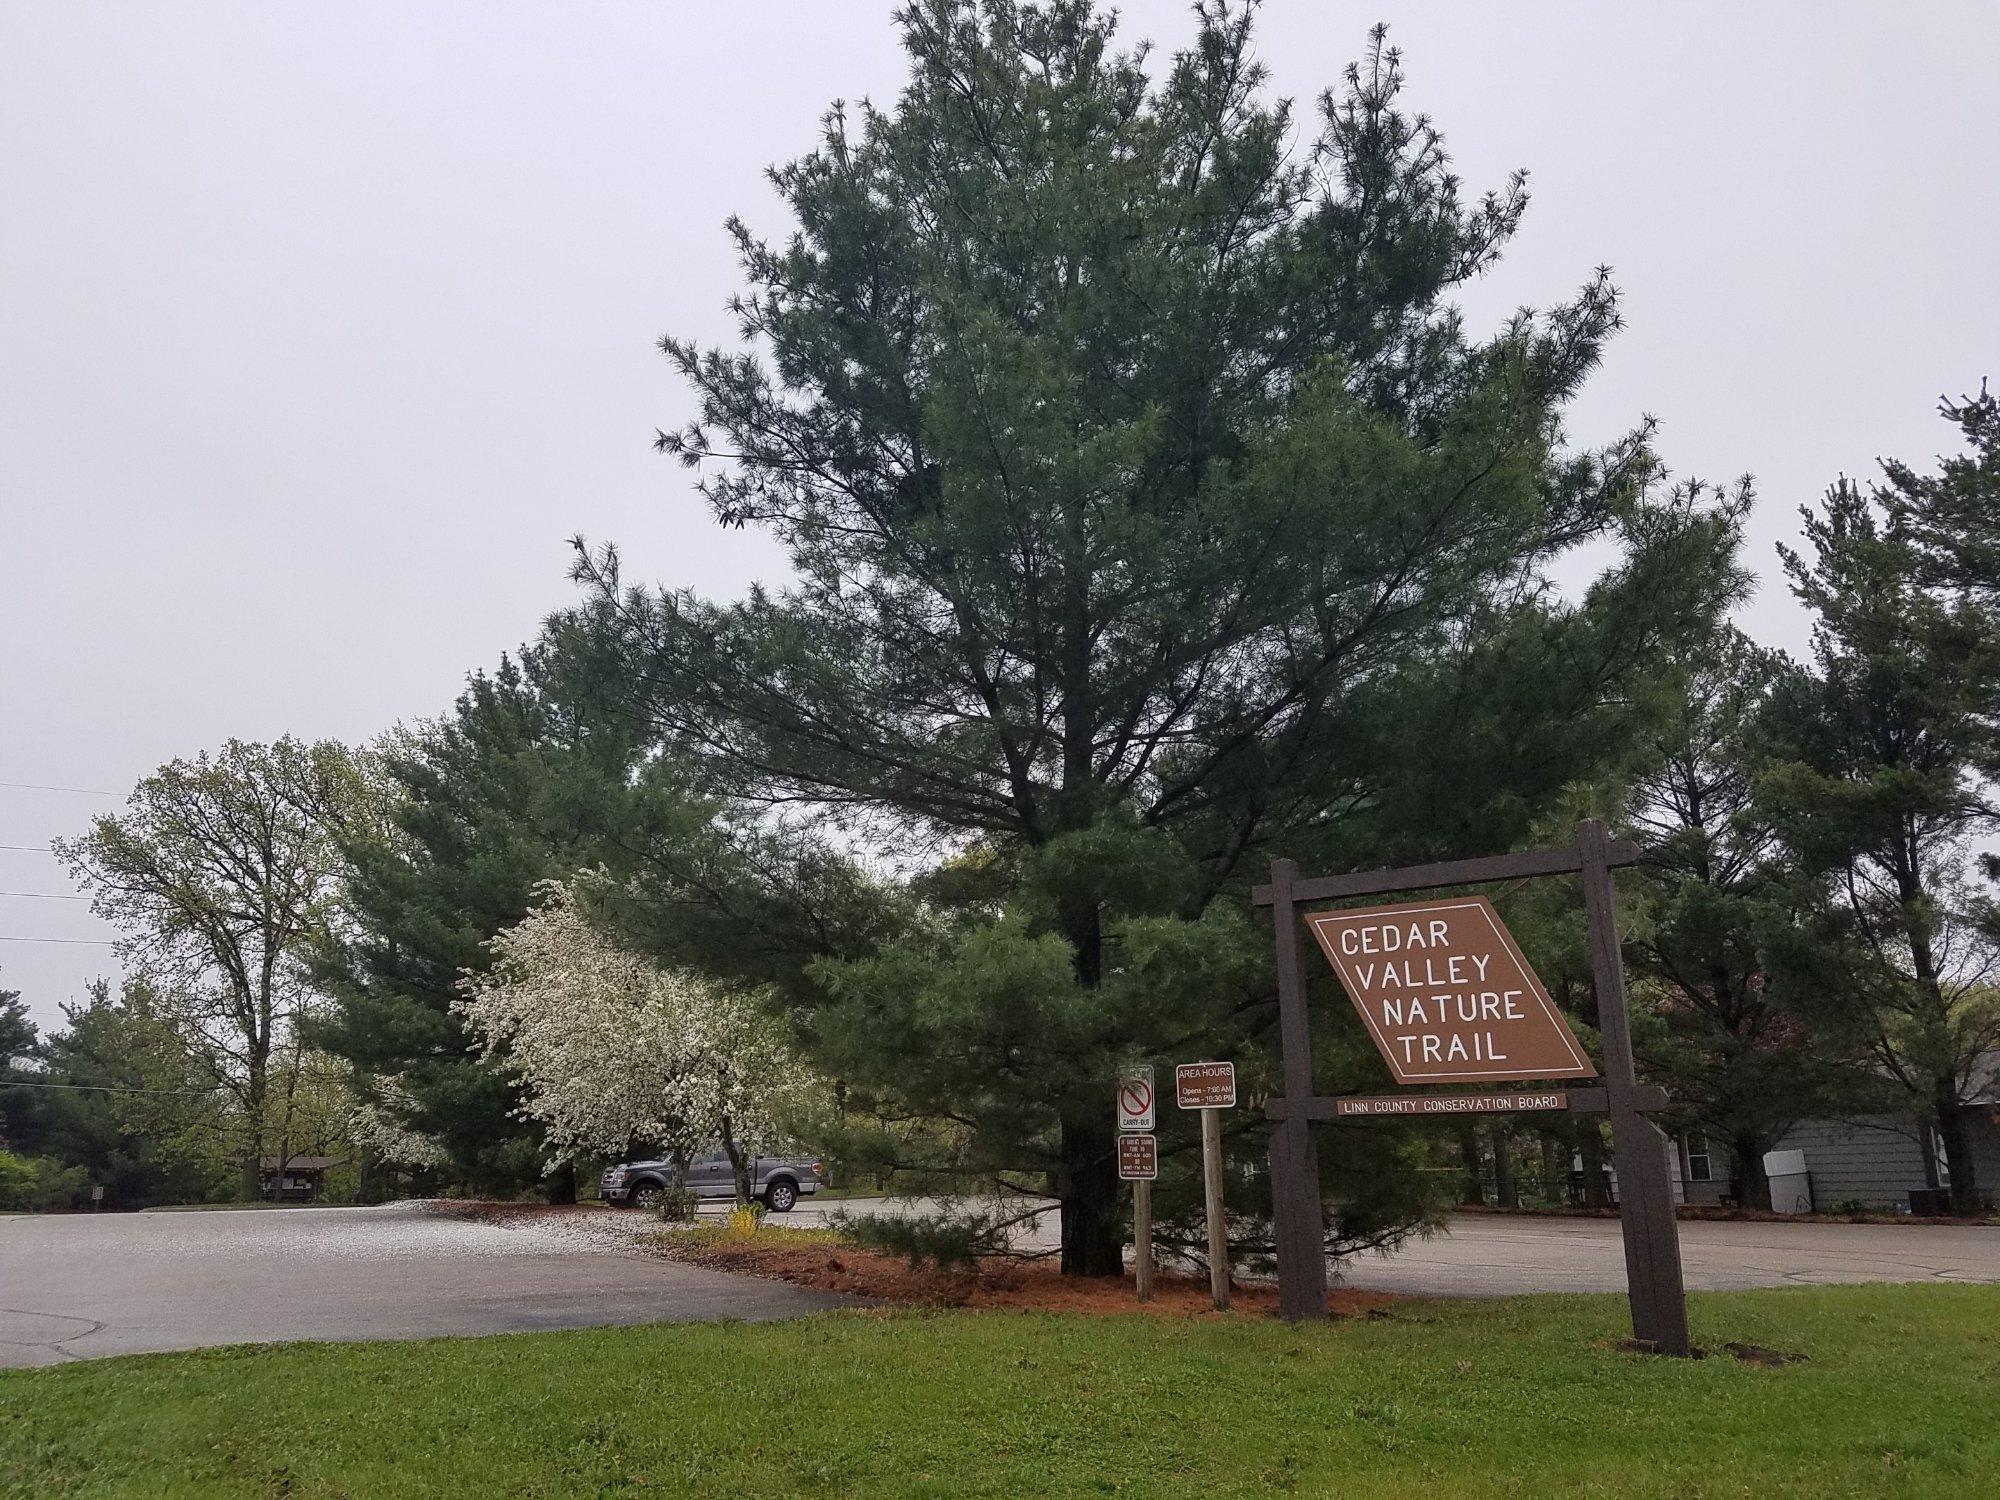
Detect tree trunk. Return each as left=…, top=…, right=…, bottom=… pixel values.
left=1540, top=1133, right=1567, bottom=1206
left=1058, top=1114, right=1123, bottom=1276
left=1730, top=1130, right=1772, bottom=1211
left=545, top=1162, right=577, bottom=1205
left=720, top=1114, right=753, bottom=1206
left=1491, top=1125, right=1518, bottom=1209
left=239, top=1050, right=269, bottom=1202
left=1457, top=1125, right=1485, bottom=1206
left=1053, top=885, right=1121, bottom=1276
left=1579, top=1125, right=1611, bottom=1208
left=1935, top=1097, right=1980, bottom=1216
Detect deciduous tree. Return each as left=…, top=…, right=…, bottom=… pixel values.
left=458, top=878, right=821, bottom=1202
left=56, top=738, right=365, bottom=1199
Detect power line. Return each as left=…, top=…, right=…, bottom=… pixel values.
left=0, top=935, right=117, bottom=946
left=0, top=780, right=120, bottom=797
left=0, top=891, right=86, bottom=901
left=0, top=1078, right=226, bottom=1097
left=0, top=845, right=55, bottom=853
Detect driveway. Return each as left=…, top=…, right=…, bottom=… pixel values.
left=1334, top=1212, right=2000, bottom=1296
left=804, top=1197, right=1999, bottom=1295
left=0, top=1203, right=848, bottom=1368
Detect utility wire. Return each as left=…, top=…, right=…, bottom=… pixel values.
left=0, top=780, right=120, bottom=796
left=0, top=845, right=55, bottom=853
left=0, top=891, right=86, bottom=901
left=0, top=935, right=117, bottom=946
left=0, top=1078, right=227, bottom=1096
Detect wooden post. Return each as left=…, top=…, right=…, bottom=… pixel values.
left=1266, top=858, right=1329, bottom=1321
left=1579, top=819, right=1692, bottom=1356
left=1133, top=1177, right=1153, bottom=1303
left=1201, top=1103, right=1229, bottom=1311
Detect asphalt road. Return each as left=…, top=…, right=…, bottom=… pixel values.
left=803, top=1197, right=2000, bottom=1295
left=1332, top=1212, right=2000, bottom=1297
left=6, top=1201, right=1992, bottom=1368
left=0, top=1202, right=848, bottom=1368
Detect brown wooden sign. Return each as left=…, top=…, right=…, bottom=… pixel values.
left=1333, top=1090, right=1568, bottom=1117
left=1254, top=825, right=1691, bottom=1357
left=1117, top=1134, right=1158, bottom=1181
left=1306, top=896, right=1596, bottom=1084
left=1175, top=1060, right=1236, bottom=1110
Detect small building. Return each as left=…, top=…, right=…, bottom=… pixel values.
left=259, top=1156, right=345, bottom=1202
left=1673, top=1061, right=2000, bottom=1213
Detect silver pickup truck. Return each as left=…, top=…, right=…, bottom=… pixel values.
left=600, top=1148, right=826, bottom=1213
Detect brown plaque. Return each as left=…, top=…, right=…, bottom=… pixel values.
left=1307, top=896, right=1595, bottom=1084
left=1175, top=1061, right=1237, bottom=1110
left=1333, top=1090, right=1569, bottom=1117
left=1117, top=1134, right=1158, bottom=1181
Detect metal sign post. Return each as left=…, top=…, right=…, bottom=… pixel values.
left=1177, top=1061, right=1236, bottom=1311
left=1253, top=820, right=1691, bottom=1355
left=1116, top=1069, right=1157, bottom=1304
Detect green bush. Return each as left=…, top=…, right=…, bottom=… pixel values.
left=649, top=1182, right=699, bottom=1223
left=838, top=1204, right=1012, bottom=1270
left=0, top=1150, right=89, bottom=1211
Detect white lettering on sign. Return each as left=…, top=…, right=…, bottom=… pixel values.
left=1334, top=1091, right=1568, bottom=1117
left=1307, top=896, right=1596, bottom=1085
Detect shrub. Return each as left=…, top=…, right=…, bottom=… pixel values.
left=649, top=1183, right=699, bottom=1224
left=0, top=1151, right=88, bottom=1211
left=838, top=1205, right=1013, bottom=1270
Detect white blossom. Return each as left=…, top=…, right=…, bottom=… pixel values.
left=345, top=1073, right=453, bottom=1169
left=456, top=878, right=820, bottom=1170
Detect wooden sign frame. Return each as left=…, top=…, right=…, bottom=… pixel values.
left=1254, top=820, right=1691, bottom=1356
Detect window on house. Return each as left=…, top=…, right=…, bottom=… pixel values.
left=1682, top=1134, right=1713, bottom=1184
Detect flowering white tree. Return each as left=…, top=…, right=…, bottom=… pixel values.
left=456, top=878, right=820, bottom=1202
left=346, top=1073, right=453, bottom=1172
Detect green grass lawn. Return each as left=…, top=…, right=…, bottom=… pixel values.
left=2, top=1285, right=1995, bottom=1498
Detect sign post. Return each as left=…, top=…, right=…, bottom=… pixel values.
left=1177, top=1061, right=1236, bottom=1311
left=1253, top=821, right=1690, bottom=1355
left=1117, top=1133, right=1158, bottom=1302
left=1116, top=1068, right=1156, bottom=1303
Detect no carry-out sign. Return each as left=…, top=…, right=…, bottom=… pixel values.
left=1117, top=1066, right=1156, bottom=1131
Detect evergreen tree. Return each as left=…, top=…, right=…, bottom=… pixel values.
left=13, top=979, right=236, bottom=1209
left=1760, top=460, right=2000, bottom=1214
left=1622, top=631, right=1866, bottom=1207
left=1890, top=381, right=2000, bottom=607
left=572, top=2, right=1745, bottom=1272
left=313, top=654, right=651, bottom=1194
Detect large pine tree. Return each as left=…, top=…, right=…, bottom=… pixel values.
left=573, top=1, right=1744, bottom=1272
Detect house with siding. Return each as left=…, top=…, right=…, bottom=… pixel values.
left=1673, top=1056, right=2000, bottom=1212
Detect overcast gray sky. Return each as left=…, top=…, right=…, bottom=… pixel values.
left=3, top=2, right=1996, bottom=1029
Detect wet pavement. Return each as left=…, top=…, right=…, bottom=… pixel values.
left=0, top=1202, right=848, bottom=1368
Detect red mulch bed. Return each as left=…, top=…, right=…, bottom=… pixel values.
left=656, top=1234, right=1394, bottom=1319
left=427, top=1201, right=1394, bottom=1318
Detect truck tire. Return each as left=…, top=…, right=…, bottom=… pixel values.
left=629, top=1179, right=667, bottom=1211
left=763, top=1178, right=798, bottom=1213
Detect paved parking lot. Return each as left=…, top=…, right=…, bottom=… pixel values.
left=4, top=1201, right=1992, bottom=1367
left=809, top=1197, right=2000, bottom=1295
left=1333, top=1212, right=2000, bottom=1296
left=0, top=1202, right=847, bottom=1368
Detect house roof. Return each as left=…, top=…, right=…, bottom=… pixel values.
left=259, top=1156, right=344, bottom=1171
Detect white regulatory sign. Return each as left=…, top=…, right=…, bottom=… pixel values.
left=1117, top=1066, right=1156, bottom=1131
